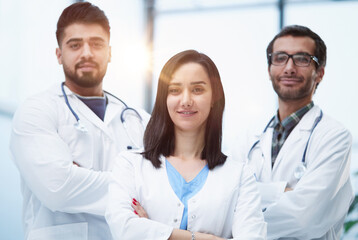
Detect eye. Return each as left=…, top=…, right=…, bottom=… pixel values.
left=91, top=41, right=104, bottom=49
left=192, top=86, right=204, bottom=94
left=168, top=87, right=181, bottom=95
left=274, top=54, right=288, bottom=63
left=294, top=55, right=310, bottom=64
left=69, top=43, right=81, bottom=50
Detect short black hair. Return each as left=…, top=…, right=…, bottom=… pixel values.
left=266, top=25, right=326, bottom=69
left=56, top=2, right=110, bottom=46
left=142, top=50, right=227, bottom=170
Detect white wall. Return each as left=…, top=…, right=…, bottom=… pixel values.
left=0, top=0, right=71, bottom=106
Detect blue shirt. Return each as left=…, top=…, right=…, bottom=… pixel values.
left=77, top=95, right=107, bottom=121
left=165, top=159, right=209, bottom=230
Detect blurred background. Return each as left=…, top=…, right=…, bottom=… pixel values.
left=0, top=0, right=357, bottom=239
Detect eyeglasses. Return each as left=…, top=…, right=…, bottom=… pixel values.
left=269, top=52, right=320, bottom=67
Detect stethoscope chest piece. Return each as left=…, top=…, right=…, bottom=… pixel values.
left=74, top=120, right=88, bottom=133
left=294, top=162, right=307, bottom=180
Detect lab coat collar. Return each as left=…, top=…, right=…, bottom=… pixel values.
left=271, top=105, right=322, bottom=172
left=259, top=127, right=274, bottom=178
left=295, top=105, right=322, bottom=131
left=53, top=82, right=123, bottom=140
left=248, top=115, right=276, bottom=178
left=52, top=82, right=72, bottom=96
left=104, top=93, right=126, bottom=125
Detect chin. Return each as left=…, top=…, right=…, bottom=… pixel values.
left=175, top=122, right=206, bottom=134
left=76, top=74, right=103, bottom=87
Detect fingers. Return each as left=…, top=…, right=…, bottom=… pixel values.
left=132, top=198, right=148, bottom=218
left=73, top=161, right=80, bottom=167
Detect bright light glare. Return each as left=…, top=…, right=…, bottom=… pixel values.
left=120, top=42, right=152, bottom=74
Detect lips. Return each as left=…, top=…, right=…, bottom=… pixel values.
left=76, top=61, right=98, bottom=71
left=279, top=76, right=302, bottom=85
left=177, top=110, right=198, bottom=117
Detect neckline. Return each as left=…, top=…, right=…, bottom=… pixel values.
left=165, top=159, right=209, bottom=184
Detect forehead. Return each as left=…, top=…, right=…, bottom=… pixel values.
left=62, top=23, right=109, bottom=44
left=273, top=36, right=316, bottom=55
left=171, top=62, right=210, bottom=83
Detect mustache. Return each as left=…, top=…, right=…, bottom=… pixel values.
left=75, top=60, right=99, bottom=69
left=278, top=75, right=303, bottom=81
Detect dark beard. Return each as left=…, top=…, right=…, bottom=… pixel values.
left=63, top=60, right=105, bottom=88
left=271, top=76, right=315, bottom=101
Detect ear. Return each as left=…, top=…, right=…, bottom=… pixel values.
left=56, top=48, right=62, bottom=65
left=108, top=46, right=112, bottom=63
left=268, top=65, right=272, bottom=81
left=315, top=67, right=325, bottom=84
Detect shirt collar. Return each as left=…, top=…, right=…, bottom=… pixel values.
left=273, top=101, right=314, bottom=131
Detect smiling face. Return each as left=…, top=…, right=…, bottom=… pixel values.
left=269, top=35, right=324, bottom=103
left=166, top=62, right=213, bottom=134
left=56, top=23, right=111, bottom=93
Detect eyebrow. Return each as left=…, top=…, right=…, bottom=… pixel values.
left=169, top=81, right=207, bottom=86
left=66, top=38, right=83, bottom=44
left=65, top=37, right=106, bottom=45
left=295, top=52, right=312, bottom=55
left=89, top=37, right=106, bottom=42
left=274, top=51, right=311, bottom=55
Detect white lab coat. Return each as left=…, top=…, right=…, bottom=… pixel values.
left=235, top=105, right=353, bottom=240
left=105, top=150, right=267, bottom=240
left=9, top=83, right=150, bottom=240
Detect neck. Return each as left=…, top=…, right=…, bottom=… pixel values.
left=64, top=80, right=103, bottom=97
left=172, top=127, right=205, bottom=160
left=278, top=98, right=312, bottom=121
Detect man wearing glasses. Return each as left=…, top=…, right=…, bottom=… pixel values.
left=238, top=25, right=353, bottom=239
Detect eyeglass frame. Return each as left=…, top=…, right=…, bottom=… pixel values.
left=268, top=52, right=320, bottom=67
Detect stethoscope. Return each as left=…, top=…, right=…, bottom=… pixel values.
left=247, top=110, right=323, bottom=180
left=61, top=82, right=144, bottom=149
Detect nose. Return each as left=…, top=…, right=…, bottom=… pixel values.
left=81, top=43, right=94, bottom=59
left=181, top=89, right=192, bottom=108
left=283, top=57, right=297, bottom=75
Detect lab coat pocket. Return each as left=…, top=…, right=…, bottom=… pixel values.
left=58, top=125, right=94, bottom=169
left=196, top=186, right=236, bottom=236
left=27, top=222, right=88, bottom=240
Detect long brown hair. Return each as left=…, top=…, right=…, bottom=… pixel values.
left=142, top=50, right=226, bottom=170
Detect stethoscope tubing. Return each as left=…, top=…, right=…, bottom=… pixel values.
left=248, top=110, right=323, bottom=165
left=61, top=82, right=143, bottom=149
left=247, top=116, right=275, bottom=159
left=103, top=90, right=143, bottom=123
left=301, top=111, right=323, bottom=164
left=61, top=82, right=81, bottom=122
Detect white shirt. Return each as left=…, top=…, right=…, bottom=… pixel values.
left=106, top=150, right=267, bottom=240
left=235, top=105, right=353, bottom=240
left=9, top=83, right=150, bottom=240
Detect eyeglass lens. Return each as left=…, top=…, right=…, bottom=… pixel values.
left=271, top=53, right=312, bottom=66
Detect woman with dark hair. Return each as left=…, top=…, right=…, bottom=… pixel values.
left=106, top=50, right=266, bottom=240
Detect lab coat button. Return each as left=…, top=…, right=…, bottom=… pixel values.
left=191, top=215, right=196, bottom=219
left=177, top=203, right=181, bottom=207
left=174, top=218, right=178, bottom=223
